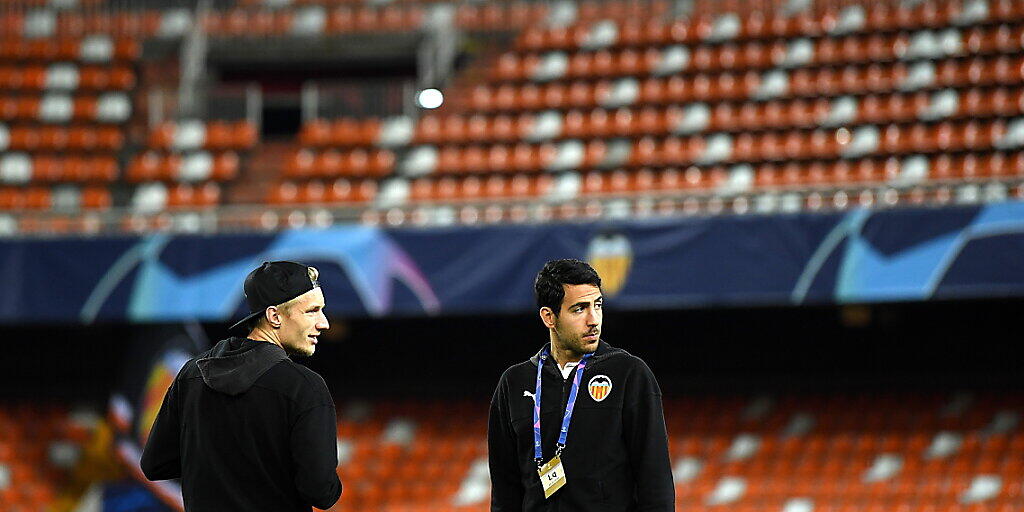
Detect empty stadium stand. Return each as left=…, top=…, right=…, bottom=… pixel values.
left=268, top=0, right=1024, bottom=228
left=0, top=22, right=137, bottom=226
left=0, top=403, right=92, bottom=512
left=126, top=119, right=255, bottom=210
left=0, top=0, right=1023, bottom=232
left=322, top=392, right=1023, bottom=512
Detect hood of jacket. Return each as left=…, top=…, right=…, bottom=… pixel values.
left=196, top=337, right=289, bottom=396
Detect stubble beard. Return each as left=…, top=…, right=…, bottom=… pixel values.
left=283, top=339, right=315, bottom=358
left=554, top=325, right=597, bottom=357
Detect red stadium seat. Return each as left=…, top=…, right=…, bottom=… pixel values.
left=211, top=153, right=239, bottom=181
left=81, top=186, right=111, bottom=210
left=23, top=187, right=51, bottom=210
left=32, top=157, right=63, bottom=182
left=0, top=188, right=24, bottom=210
left=204, top=122, right=233, bottom=150
left=268, top=182, right=298, bottom=205
left=86, top=156, right=118, bottom=182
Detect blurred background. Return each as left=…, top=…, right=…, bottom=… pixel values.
left=0, top=0, right=1023, bottom=511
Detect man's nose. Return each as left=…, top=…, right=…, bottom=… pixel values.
left=317, top=313, right=330, bottom=331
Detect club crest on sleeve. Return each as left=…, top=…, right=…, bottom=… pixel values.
left=588, top=375, right=612, bottom=402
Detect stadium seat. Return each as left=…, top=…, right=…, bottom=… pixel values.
left=300, top=391, right=1022, bottom=510
left=455, top=54, right=1024, bottom=114
left=80, top=186, right=111, bottom=210
left=1, top=0, right=1021, bottom=227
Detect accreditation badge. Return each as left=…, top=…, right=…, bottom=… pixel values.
left=537, top=455, right=567, bottom=498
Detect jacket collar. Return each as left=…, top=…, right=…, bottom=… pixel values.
left=529, top=339, right=614, bottom=366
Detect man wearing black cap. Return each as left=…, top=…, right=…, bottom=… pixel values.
left=141, top=261, right=342, bottom=511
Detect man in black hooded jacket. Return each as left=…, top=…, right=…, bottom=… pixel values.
left=488, top=259, right=674, bottom=512
left=141, top=261, right=342, bottom=511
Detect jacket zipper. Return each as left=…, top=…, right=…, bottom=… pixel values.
left=557, top=361, right=570, bottom=512
left=540, top=355, right=602, bottom=511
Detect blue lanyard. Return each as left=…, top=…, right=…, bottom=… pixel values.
left=533, top=347, right=592, bottom=465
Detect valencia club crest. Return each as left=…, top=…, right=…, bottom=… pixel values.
left=588, top=375, right=612, bottom=402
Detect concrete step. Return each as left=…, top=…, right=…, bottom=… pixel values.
left=228, top=140, right=292, bottom=205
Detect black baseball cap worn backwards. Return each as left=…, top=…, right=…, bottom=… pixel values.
left=230, top=261, right=320, bottom=333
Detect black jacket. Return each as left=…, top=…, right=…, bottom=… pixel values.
left=141, top=337, right=342, bottom=512
left=488, top=341, right=674, bottom=512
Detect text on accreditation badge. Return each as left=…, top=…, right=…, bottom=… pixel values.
left=538, top=454, right=567, bottom=498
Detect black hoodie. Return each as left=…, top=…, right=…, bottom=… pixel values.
left=488, top=341, right=674, bottom=512
left=141, top=337, right=342, bottom=512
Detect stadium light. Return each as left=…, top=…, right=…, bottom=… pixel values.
left=416, top=88, right=444, bottom=109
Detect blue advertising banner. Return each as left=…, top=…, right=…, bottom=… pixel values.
left=4, top=203, right=1024, bottom=324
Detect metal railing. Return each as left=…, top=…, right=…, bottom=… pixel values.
left=2, top=178, right=1021, bottom=238
left=301, top=80, right=416, bottom=120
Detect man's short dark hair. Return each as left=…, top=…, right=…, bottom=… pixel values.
left=535, top=259, right=602, bottom=315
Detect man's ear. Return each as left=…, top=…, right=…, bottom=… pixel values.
left=265, top=306, right=282, bottom=329
left=539, top=307, right=557, bottom=329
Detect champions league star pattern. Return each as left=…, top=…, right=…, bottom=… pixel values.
left=3, top=203, right=1024, bottom=323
